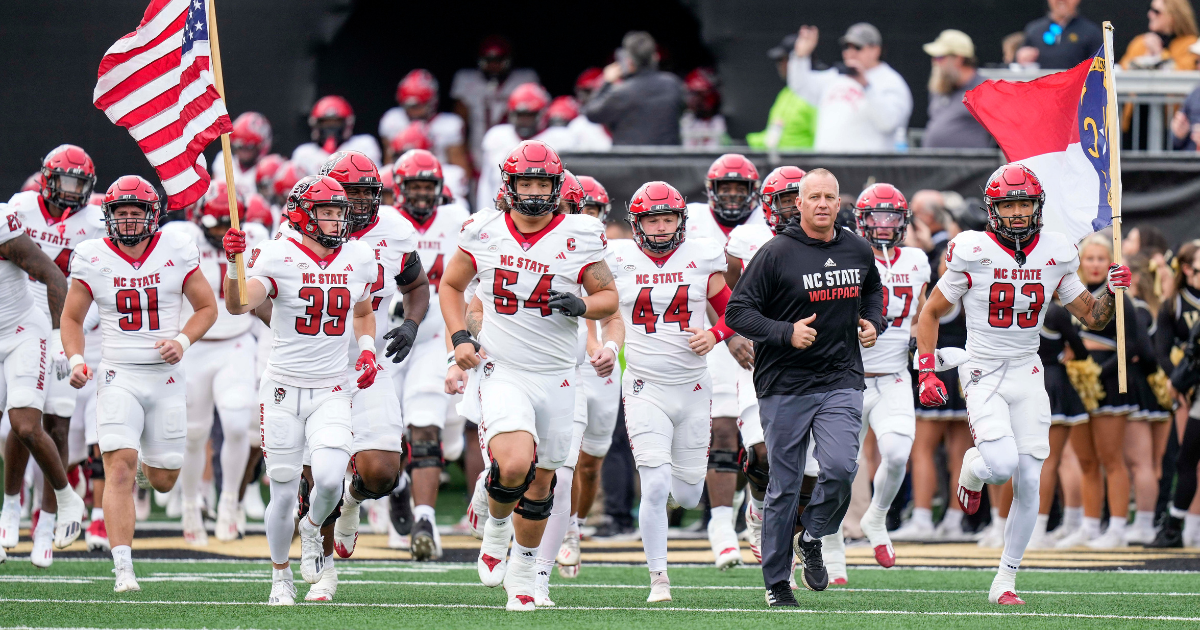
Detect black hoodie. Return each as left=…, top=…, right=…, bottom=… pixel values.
left=726, top=220, right=886, bottom=397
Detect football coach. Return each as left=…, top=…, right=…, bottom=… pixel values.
left=726, top=168, right=886, bottom=605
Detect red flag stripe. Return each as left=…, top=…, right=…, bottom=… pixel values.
left=96, top=0, right=184, bottom=73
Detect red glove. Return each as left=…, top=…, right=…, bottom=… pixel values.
left=355, top=350, right=378, bottom=389
left=917, top=353, right=948, bottom=407
left=1106, top=263, right=1131, bottom=295
left=223, top=228, right=246, bottom=263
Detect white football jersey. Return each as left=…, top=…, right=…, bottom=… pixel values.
left=246, top=236, right=377, bottom=388
left=459, top=211, right=607, bottom=373
left=397, top=203, right=471, bottom=344
left=862, top=247, right=930, bottom=374
left=724, top=222, right=774, bottom=266
left=611, top=238, right=726, bottom=386
left=685, top=201, right=767, bottom=246
left=69, top=231, right=200, bottom=365
left=210, top=152, right=260, bottom=201
left=161, top=221, right=269, bottom=340
left=344, top=206, right=418, bottom=360
left=474, top=124, right=578, bottom=212
left=378, top=109, right=466, bottom=165
left=290, top=135, right=382, bottom=176
left=567, top=116, right=613, bottom=151
left=0, top=205, right=36, bottom=331
left=8, top=191, right=106, bottom=319
left=936, top=230, right=1087, bottom=361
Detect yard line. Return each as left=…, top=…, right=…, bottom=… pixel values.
left=1, top=598, right=1198, bottom=621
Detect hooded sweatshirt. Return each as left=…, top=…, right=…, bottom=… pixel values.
left=726, top=219, right=886, bottom=397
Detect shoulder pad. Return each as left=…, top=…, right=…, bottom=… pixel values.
left=944, top=231, right=989, bottom=263
left=1038, top=231, right=1080, bottom=263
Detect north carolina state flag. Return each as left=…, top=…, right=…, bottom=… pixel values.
left=964, top=50, right=1115, bottom=242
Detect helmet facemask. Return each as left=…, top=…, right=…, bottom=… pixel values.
left=856, top=209, right=908, bottom=250
left=505, top=174, right=561, bottom=217
left=45, top=171, right=95, bottom=212
left=987, top=197, right=1042, bottom=242
left=104, top=201, right=159, bottom=247
left=313, top=118, right=348, bottom=153
left=399, top=178, right=442, bottom=221
left=341, top=181, right=383, bottom=231
left=292, top=199, right=351, bottom=249
left=708, top=178, right=757, bottom=224
left=630, top=209, right=687, bottom=254
left=766, top=189, right=800, bottom=233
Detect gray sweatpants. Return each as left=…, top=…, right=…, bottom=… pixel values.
left=759, top=388, right=864, bottom=587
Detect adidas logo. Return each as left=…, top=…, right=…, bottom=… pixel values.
left=77, top=228, right=85, bottom=235
left=376, top=240, right=387, bottom=247
left=556, top=252, right=566, bottom=260
left=912, top=265, right=919, bottom=271
left=1031, top=366, right=1040, bottom=374
left=560, top=379, right=570, bottom=387
left=332, top=385, right=342, bottom=392
left=605, top=378, right=613, bottom=385
left=344, top=264, right=354, bottom=271
left=824, top=258, right=837, bottom=267
left=438, top=233, right=445, bottom=238
left=686, top=261, right=697, bottom=269
left=166, top=376, right=175, bottom=384
left=1047, top=258, right=1056, bottom=265
left=164, top=259, right=175, bottom=267
left=693, top=383, right=702, bottom=391
left=15, top=326, right=23, bottom=333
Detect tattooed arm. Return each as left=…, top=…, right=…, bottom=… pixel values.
left=0, top=233, right=68, bottom=328
left=465, top=296, right=484, bottom=336
left=579, top=260, right=618, bottom=320
left=1064, top=289, right=1116, bottom=330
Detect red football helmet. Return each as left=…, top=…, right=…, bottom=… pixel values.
left=705, top=153, right=759, bottom=224
left=391, top=122, right=432, bottom=155
left=21, top=172, right=43, bottom=193
left=245, top=193, right=273, bottom=228
left=546, top=96, right=580, bottom=127
left=508, top=83, right=550, bottom=139
left=285, top=175, right=352, bottom=249
left=271, top=162, right=306, bottom=206
left=685, top=68, right=721, bottom=119
left=560, top=171, right=585, bottom=214
left=479, top=35, right=512, bottom=77
left=197, top=181, right=246, bottom=248
left=102, top=175, right=161, bottom=247
left=309, top=96, right=355, bottom=153
left=394, top=149, right=444, bottom=220
left=575, top=67, right=605, bottom=102
left=378, top=163, right=396, bottom=205
left=854, top=183, right=910, bottom=249
left=230, top=112, right=272, bottom=166
left=396, top=69, right=439, bottom=115
left=500, top=140, right=564, bottom=216
left=319, top=150, right=383, bottom=229
left=760, top=166, right=806, bottom=232
left=254, top=154, right=285, bottom=197
left=984, top=163, right=1044, bottom=242
left=628, top=181, right=687, bottom=254
left=577, top=175, right=611, bottom=221
left=494, top=186, right=507, bottom=210
left=41, top=144, right=96, bottom=212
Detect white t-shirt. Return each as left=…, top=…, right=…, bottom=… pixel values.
left=70, top=231, right=200, bottom=366
left=611, top=238, right=726, bottom=385
left=787, top=54, right=912, bottom=152
left=161, top=220, right=268, bottom=340
left=862, top=246, right=930, bottom=374
left=458, top=211, right=607, bottom=373
left=935, top=230, right=1087, bottom=360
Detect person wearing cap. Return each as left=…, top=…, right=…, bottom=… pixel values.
left=788, top=23, right=912, bottom=152
left=922, top=30, right=993, bottom=149
left=584, top=31, right=688, bottom=146
left=747, top=33, right=817, bottom=150
left=450, top=35, right=540, bottom=170
left=1015, top=0, right=1104, bottom=70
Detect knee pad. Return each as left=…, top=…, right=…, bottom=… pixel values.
left=351, top=468, right=399, bottom=501
left=513, top=472, right=557, bottom=521
left=407, top=437, right=444, bottom=471
left=87, top=452, right=105, bottom=480
left=708, top=448, right=740, bottom=474
left=739, top=446, right=769, bottom=493
left=297, top=476, right=343, bottom=527
left=485, top=459, right=535, bottom=504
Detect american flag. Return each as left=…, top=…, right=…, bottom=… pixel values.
left=93, top=0, right=232, bottom=209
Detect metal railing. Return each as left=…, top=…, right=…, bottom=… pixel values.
left=977, top=68, right=1200, bottom=152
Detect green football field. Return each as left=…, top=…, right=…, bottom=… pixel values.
left=2, top=558, right=1198, bottom=629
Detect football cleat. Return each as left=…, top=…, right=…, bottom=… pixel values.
left=557, top=563, right=579, bottom=579
left=53, top=488, right=85, bottom=549
left=367, top=497, right=389, bottom=535
left=502, top=550, right=537, bottom=612
left=859, top=506, right=895, bottom=568
left=31, top=512, right=54, bottom=568
left=534, top=579, right=556, bottom=607
left=793, top=531, right=828, bottom=591
left=467, top=471, right=489, bottom=540
left=821, top=526, right=847, bottom=586
left=745, top=502, right=763, bottom=563
left=214, top=493, right=241, bottom=542
left=182, top=500, right=208, bottom=547
left=86, top=519, right=110, bottom=552
left=390, top=482, right=414, bottom=536
left=113, top=563, right=141, bottom=593
left=135, top=457, right=152, bottom=490
left=333, top=495, right=360, bottom=558
left=411, top=515, right=442, bottom=561
left=477, top=517, right=513, bottom=587
left=647, top=571, right=671, bottom=603
left=243, top=482, right=267, bottom=520
left=268, top=574, right=296, bottom=606
left=989, top=572, right=1024, bottom=605
left=298, top=516, right=326, bottom=584
left=0, top=500, right=20, bottom=548
left=994, top=591, right=1026, bottom=605
left=305, top=563, right=338, bottom=602
left=956, top=447, right=984, bottom=515
left=708, top=517, right=743, bottom=570
left=0, top=545, right=5, bottom=564
left=556, top=521, right=581, bottom=567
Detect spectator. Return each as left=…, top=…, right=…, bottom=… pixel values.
left=583, top=31, right=688, bottom=146
left=922, top=30, right=993, bottom=149
left=787, top=23, right=913, bottom=152
left=1120, top=0, right=1199, bottom=70
left=570, top=68, right=614, bottom=151
left=379, top=70, right=471, bottom=173
left=747, top=34, right=817, bottom=150
left=1170, top=83, right=1200, bottom=150
left=908, top=189, right=950, bottom=278
left=1002, top=32, right=1036, bottom=69
left=680, top=68, right=729, bottom=148
left=1015, top=0, right=1104, bottom=70
left=450, top=36, right=539, bottom=170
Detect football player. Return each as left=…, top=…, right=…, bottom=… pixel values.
left=611, top=181, right=735, bottom=603
left=62, top=175, right=218, bottom=591
left=291, top=97, right=382, bottom=175
left=221, top=175, right=380, bottom=605
left=379, top=69, right=470, bottom=174
left=439, top=140, right=616, bottom=610
left=915, top=164, right=1128, bottom=604
left=213, top=112, right=273, bottom=200
left=474, top=83, right=576, bottom=212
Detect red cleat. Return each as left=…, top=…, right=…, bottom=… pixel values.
left=957, top=485, right=981, bottom=515
left=334, top=531, right=357, bottom=559
left=996, top=591, right=1025, bottom=605
left=829, top=577, right=848, bottom=586
left=873, top=543, right=896, bottom=568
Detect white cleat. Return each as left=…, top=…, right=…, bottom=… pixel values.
left=859, top=506, right=896, bottom=568
left=0, top=501, right=20, bottom=548
left=386, top=519, right=409, bottom=550
left=367, top=497, right=389, bottom=535
left=467, top=471, right=489, bottom=540
left=214, top=493, right=241, bottom=542
left=647, top=571, right=671, bottom=603
left=31, top=512, right=54, bottom=568
left=534, top=580, right=556, bottom=607
left=822, top=526, right=848, bottom=586
left=502, top=553, right=536, bottom=611
left=113, top=562, right=141, bottom=593
left=477, top=517, right=513, bottom=587
left=708, top=518, right=742, bottom=570
left=0, top=545, right=6, bottom=563
left=268, top=574, right=296, bottom=606
left=556, top=522, right=581, bottom=567
left=164, top=488, right=182, bottom=519
left=298, top=516, right=326, bottom=584
left=53, top=489, right=85, bottom=549
left=745, top=503, right=763, bottom=563
left=243, top=482, right=266, bottom=520
left=333, top=494, right=360, bottom=559
left=1086, top=528, right=1128, bottom=549
left=890, top=518, right=936, bottom=542
left=305, top=563, right=338, bottom=601
left=182, top=500, right=208, bottom=547
left=86, top=519, right=110, bottom=552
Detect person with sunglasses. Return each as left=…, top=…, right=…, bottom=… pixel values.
left=1015, top=0, right=1103, bottom=70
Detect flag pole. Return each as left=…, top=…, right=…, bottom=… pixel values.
left=1103, top=21, right=1127, bottom=393
left=206, top=0, right=247, bottom=305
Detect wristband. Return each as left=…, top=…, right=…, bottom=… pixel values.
left=451, top=330, right=480, bottom=351
left=917, top=353, right=935, bottom=373
left=447, top=351, right=457, bottom=366
left=358, top=335, right=375, bottom=353
left=226, top=265, right=240, bottom=280
left=603, top=341, right=620, bottom=356
left=69, top=354, right=86, bottom=370
left=173, top=333, right=191, bottom=353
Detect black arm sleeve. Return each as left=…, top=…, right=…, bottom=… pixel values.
left=858, top=259, right=888, bottom=336
left=395, top=251, right=423, bottom=286
left=725, top=249, right=795, bottom=347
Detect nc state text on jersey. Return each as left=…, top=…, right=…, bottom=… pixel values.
left=994, top=268, right=1042, bottom=280
left=499, top=254, right=550, bottom=274
left=302, top=272, right=349, bottom=284
left=635, top=272, right=684, bottom=285
left=113, top=273, right=161, bottom=288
